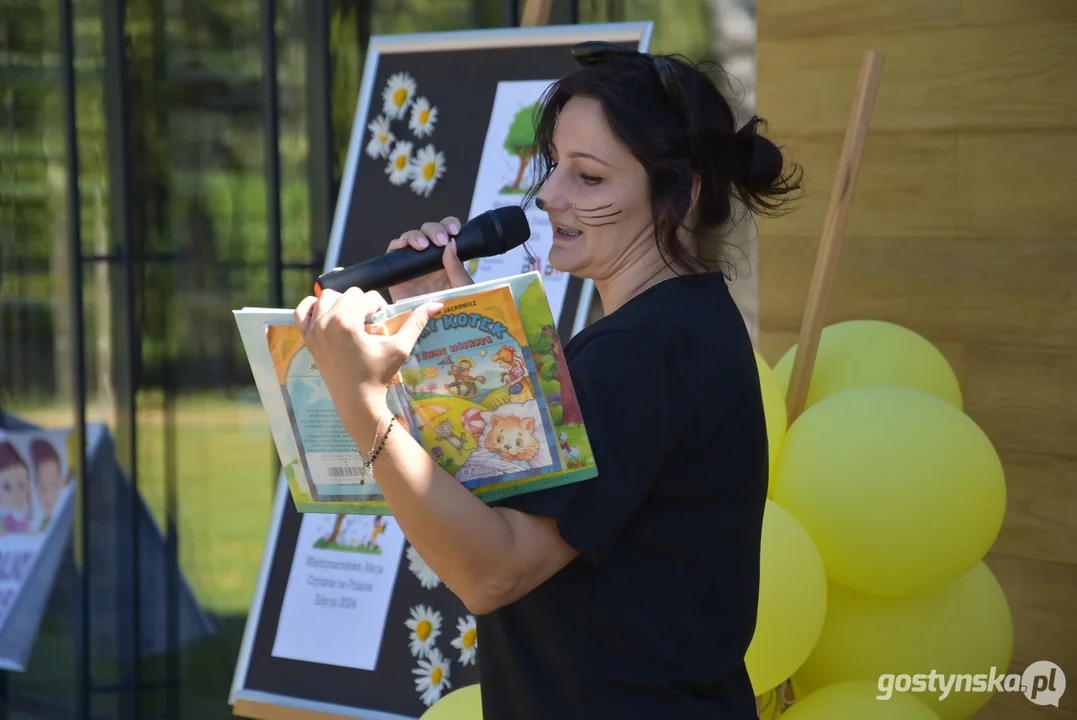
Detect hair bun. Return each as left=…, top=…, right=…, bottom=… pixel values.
left=736, top=118, right=784, bottom=191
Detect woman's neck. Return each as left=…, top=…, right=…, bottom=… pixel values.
left=594, top=259, right=682, bottom=316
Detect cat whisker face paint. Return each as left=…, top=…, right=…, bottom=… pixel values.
left=551, top=203, right=623, bottom=240
left=576, top=202, right=622, bottom=228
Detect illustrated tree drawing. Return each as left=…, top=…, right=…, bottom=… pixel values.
left=503, top=102, right=541, bottom=192
left=541, top=325, right=583, bottom=425
left=327, top=514, right=347, bottom=544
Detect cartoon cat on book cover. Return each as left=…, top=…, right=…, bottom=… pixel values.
left=382, top=284, right=569, bottom=490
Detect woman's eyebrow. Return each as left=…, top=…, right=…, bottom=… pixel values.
left=566, top=151, right=613, bottom=168
left=551, top=141, right=613, bottom=168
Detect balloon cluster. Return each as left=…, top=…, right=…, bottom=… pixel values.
left=419, top=320, right=1013, bottom=720
left=748, top=320, right=1012, bottom=720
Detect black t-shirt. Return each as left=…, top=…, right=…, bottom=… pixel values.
left=476, top=271, right=769, bottom=720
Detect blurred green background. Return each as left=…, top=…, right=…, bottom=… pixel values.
left=0, top=0, right=745, bottom=716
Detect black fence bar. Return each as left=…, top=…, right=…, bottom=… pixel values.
left=102, top=0, right=142, bottom=714
left=262, top=0, right=284, bottom=308
left=163, top=302, right=180, bottom=720
left=59, top=0, right=90, bottom=715
left=306, top=0, right=334, bottom=262
left=147, top=0, right=181, bottom=710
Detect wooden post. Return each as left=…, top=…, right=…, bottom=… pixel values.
left=764, top=51, right=885, bottom=715
left=783, top=50, right=886, bottom=425
left=233, top=700, right=359, bottom=720
left=520, top=0, right=554, bottom=26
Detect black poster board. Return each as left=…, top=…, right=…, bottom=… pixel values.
left=230, top=22, right=652, bottom=720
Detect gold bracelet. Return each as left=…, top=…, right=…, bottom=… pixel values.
left=364, top=413, right=395, bottom=470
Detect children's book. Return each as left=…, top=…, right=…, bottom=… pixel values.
left=234, top=272, right=597, bottom=515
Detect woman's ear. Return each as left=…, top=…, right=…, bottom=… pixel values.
left=683, top=174, right=703, bottom=231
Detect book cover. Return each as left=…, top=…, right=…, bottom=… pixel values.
left=266, top=321, right=410, bottom=501
left=234, top=306, right=392, bottom=515
left=234, top=272, right=596, bottom=516
left=372, top=282, right=566, bottom=492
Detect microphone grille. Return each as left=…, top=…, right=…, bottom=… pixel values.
left=483, top=205, right=531, bottom=253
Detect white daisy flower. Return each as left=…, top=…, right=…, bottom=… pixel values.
left=413, top=647, right=452, bottom=707
left=408, top=144, right=446, bottom=198
left=365, top=114, right=395, bottom=160
left=450, top=615, right=478, bottom=666
left=406, top=545, right=442, bottom=590
left=385, top=141, right=414, bottom=186
left=408, top=97, right=438, bottom=138
left=382, top=71, right=416, bottom=120
left=405, top=603, right=442, bottom=658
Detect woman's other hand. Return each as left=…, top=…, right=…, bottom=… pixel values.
left=386, top=215, right=475, bottom=302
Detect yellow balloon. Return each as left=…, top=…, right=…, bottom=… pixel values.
left=770, top=385, right=1006, bottom=596
left=792, top=562, right=1013, bottom=720
left=773, top=320, right=963, bottom=413
left=781, top=680, right=940, bottom=720
left=746, top=500, right=828, bottom=696
left=420, top=683, right=482, bottom=720
left=755, top=351, right=788, bottom=485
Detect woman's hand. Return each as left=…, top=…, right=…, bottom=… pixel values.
left=386, top=215, right=475, bottom=302
left=294, top=287, right=443, bottom=430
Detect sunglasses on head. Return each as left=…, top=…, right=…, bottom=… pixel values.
left=570, top=40, right=692, bottom=126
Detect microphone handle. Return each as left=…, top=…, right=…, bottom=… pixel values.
left=314, top=222, right=492, bottom=295
left=314, top=245, right=446, bottom=295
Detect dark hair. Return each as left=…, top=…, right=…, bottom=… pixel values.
left=0, top=440, right=27, bottom=474
left=525, top=48, right=802, bottom=276
left=30, top=438, right=60, bottom=468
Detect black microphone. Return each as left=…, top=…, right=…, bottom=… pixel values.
left=315, top=206, right=531, bottom=295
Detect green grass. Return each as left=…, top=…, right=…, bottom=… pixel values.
left=313, top=538, right=384, bottom=554
left=6, top=390, right=278, bottom=717
left=2, top=388, right=594, bottom=716
left=11, top=390, right=278, bottom=615
left=135, top=395, right=278, bottom=615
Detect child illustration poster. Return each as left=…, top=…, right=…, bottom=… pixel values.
left=465, top=79, right=571, bottom=323
left=271, top=511, right=407, bottom=671
left=0, top=428, right=75, bottom=628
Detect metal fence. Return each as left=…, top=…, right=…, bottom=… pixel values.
left=0, top=1, right=760, bottom=716
left=0, top=2, right=588, bottom=718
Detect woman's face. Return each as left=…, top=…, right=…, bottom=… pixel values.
left=537, top=96, right=654, bottom=281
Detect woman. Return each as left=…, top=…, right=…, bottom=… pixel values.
left=296, top=42, right=800, bottom=720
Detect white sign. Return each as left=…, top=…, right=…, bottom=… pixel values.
left=272, top=512, right=406, bottom=671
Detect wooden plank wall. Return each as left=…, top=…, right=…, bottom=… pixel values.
left=754, top=2, right=1077, bottom=718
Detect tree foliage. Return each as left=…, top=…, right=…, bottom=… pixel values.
left=1, top=0, right=719, bottom=404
